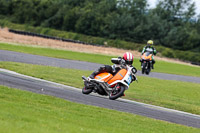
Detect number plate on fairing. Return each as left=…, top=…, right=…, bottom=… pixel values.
left=126, top=75, right=132, bottom=85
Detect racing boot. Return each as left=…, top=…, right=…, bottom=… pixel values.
left=89, top=65, right=111, bottom=79
left=89, top=66, right=104, bottom=79
left=89, top=71, right=99, bottom=79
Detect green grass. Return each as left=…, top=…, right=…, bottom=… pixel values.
left=0, top=85, right=199, bottom=133
left=0, top=62, right=199, bottom=115
left=0, top=42, right=200, bottom=77
left=127, top=77, right=200, bottom=114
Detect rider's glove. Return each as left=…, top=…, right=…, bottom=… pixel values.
left=120, top=59, right=126, bottom=65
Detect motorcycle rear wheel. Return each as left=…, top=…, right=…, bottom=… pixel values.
left=109, top=85, right=125, bottom=100
left=82, top=87, right=93, bottom=94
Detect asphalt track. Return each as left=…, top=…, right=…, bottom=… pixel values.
left=0, top=50, right=200, bottom=83
left=0, top=50, right=200, bottom=128
left=0, top=69, right=200, bottom=128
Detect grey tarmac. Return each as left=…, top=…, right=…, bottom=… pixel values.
left=0, top=50, right=200, bottom=83
left=0, top=69, right=200, bottom=128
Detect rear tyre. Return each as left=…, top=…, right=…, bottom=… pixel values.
left=109, top=85, right=125, bottom=100
left=82, top=87, right=93, bottom=94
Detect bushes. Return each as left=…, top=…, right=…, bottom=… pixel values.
left=162, top=48, right=176, bottom=58
left=175, top=51, right=200, bottom=63
left=0, top=0, right=200, bottom=53
left=0, top=20, right=199, bottom=64
left=160, top=48, right=200, bottom=63
left=0, top=20, right=142, bottom=47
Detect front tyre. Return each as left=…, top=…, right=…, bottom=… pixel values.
left=141, top=62, right=146, bottom=74
left=145, top=70, right=149, bottom=75
left=82, top=87, right=93, bottom=94
left=109, top=85, right=125, bottom=100
left=145, top=63, right=151, bottom=75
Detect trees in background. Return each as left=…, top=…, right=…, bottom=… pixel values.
left=0, top=0, right=199, bottom=53
left=148, top=0, right=199, bottom=51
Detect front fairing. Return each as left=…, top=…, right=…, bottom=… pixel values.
left=109, top=66, right=134, bottom=89
left=141, top=52, right=152, bottom=61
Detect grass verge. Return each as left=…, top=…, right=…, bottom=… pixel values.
left=0, top=42, right=200, bottom=77
left=0, top=85, right=199, bottom=133
left=0, top=62, right=199, bottom=115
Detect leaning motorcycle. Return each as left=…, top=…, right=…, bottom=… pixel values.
left=82, top=62, right=137, bottom=100
left=140, top=51, right=153, bottom=75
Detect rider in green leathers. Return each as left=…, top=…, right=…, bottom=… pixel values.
left=140, top=40, right=157, bottom=69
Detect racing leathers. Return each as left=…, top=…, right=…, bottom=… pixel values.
left=89, top=57, right=136, bottom=79
left=141, top=46, right=157, bottom=69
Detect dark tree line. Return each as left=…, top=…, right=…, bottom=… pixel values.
left=0, top=0, right=200, bottom=53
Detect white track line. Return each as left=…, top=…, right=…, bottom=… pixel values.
left=0, top=68, right=80, bottom=91
left=1, top=68, right=200, bottom=119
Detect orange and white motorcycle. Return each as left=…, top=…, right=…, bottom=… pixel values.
left=82, top=63, right=137, bottom=100
left=140, top=51, right=153, bottom=75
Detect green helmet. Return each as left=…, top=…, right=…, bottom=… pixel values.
left=147, top=40, right=153, bottom=46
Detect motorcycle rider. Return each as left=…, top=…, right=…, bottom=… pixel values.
left=140, top=40, right=157, bottom=69
left=89, top=52, right=136, bottom=79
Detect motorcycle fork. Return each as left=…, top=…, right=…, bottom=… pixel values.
left=98, top=82, right=112, bottom=95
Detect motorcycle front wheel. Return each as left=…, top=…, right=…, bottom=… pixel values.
left=82, top=86, right=93, bottom=94
left=145, top=63, right=151, bottom=75
left=109, top=85, right=125, bottom=100
left=141, top=62, right=146, bottom=74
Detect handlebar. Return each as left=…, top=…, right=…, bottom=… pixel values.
left=132, top=67, right=137, bottom=74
